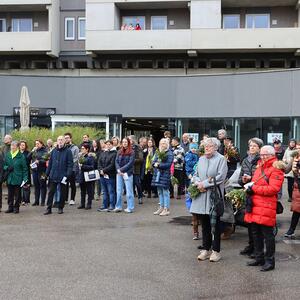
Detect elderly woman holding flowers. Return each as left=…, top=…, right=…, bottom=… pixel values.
left=190, top=137, right=227, bottom=262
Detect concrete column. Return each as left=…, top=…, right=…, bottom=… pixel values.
left=190, top=0, right=221, bottom=29
left=46, top=2, right=59, bottom=57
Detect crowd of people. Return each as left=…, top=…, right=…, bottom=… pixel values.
left=0, top=129, right=300, bottom=272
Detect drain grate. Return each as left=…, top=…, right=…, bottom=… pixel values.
left=169, top=216, right=192, bottom=226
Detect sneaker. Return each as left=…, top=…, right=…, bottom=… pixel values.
left=210, top=250, right=221, bottom=262
left=284, top=229, right=295, bottom=238
left=69, top=200, right=75, bottom=205
left=193, top=235, right=199, bottom=241
left=97, top=208, right=108, bottom=212
left=197, top=250, right=211, bottom=261
left=138, top=198, right=143, bottom=204
left=159, top=208, right=170, bottom=216
left=124, top=208, right=133, bottom=213
left=107, top=206, right=115, bottom=212
left=153, top=207, right=164, bottom=215
left=113, top=208, right=122, bottom=213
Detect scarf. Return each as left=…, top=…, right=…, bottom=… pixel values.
left=11, top=149, right=19, bottom=159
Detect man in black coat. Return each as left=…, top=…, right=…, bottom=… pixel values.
left=44, top=136, right=73, bottom=215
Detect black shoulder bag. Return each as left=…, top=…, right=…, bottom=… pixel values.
left=210, top=177, right=225, bottom=217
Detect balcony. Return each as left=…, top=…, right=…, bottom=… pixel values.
left=0, top=1, right=52, bottom=5
left=86, top=29, right=191, bottom=52
left=0, top=32, right=52, bottom=54
left=86, top=27, right=300, bottom=54
left=191, top=28, right=300, bottom=52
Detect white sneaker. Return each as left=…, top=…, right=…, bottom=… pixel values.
left=69, top=200, right=75, bottom=205
left=153, top=207, right=163, bottom=215
left=113, top=208, right=122, bottom=213
left=124, top=208, right=133, bottom=213
left=197, top=250, right=211, bottom=261
left=209, top=250, right=221, bottom=262
left=159, top=208, right=170, bottom=216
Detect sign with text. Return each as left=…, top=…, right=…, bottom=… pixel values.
left=187, top=133, right=199, bottom=143
left=267, top=133, right=283, bottom=144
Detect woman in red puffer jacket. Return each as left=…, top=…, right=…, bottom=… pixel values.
left=244, top=145, right=284, bottom=272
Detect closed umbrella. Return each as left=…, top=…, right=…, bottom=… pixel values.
left=19, top=86, right=31, bottom=131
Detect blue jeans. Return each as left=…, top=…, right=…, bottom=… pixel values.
left=100, top=176, right=116, bottom=209
left=157, top=187, right=170, bottom=209
left=116, top=174, right=134, bottom=211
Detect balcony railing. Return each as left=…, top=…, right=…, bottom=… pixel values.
left=0, top=32, right=52, bottom=53
left=86, top=27, right=300, bottom=52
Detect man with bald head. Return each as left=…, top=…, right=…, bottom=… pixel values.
left=44, top=136, right=73, bottom=215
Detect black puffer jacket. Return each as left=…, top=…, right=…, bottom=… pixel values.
left=238, top=153, right=260, bottom=187
left=98, top=149, right=117, bottom=177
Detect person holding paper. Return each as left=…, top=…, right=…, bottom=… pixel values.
left=44, top=136, right=73, bottom=215
left=3, top=141, right=28, bottom=214
left=77, top=143, right=95, bottom=210
left=114, top=137, right=135, bottom=213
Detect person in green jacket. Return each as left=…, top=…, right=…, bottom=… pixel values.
left=4, top=141, right=28, bottom=214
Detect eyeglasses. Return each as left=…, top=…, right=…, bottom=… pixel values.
left=260, top=153, right=271, bottom=157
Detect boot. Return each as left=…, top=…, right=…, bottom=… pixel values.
left=247, top=259, right=265, bottom=266
left=260, top=260, right=275, bottom=272
left=240, top=245, right=254, bottom=256
left=58, top=208, right=64, bottom=214
left=44, top=209, right=52, bottom=215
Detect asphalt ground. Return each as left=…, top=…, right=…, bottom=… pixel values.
left=0, top=183, right=299, bottom=300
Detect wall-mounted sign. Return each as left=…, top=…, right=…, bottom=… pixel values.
left=267, top=133, right=283, bottom=144
left=187, top=133, right=199, bottom=143
left=13, top=107, right=56, bottom=117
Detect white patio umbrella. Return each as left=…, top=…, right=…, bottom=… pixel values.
left=19, top=86, right=31, bottom=131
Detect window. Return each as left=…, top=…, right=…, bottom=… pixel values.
left=0, top=19, right=6, bottom=32
left=223, top=15, right=240, bottom=29
left=65, top=17, right=75, bottom=40
left=151, top=16, right=167, bottom=30
left=12, top=19, right=32, bottom=32
left=121, top=16, right=145, bottom=30
left=246, top=14, right=270, bottom=28
left=78, top=17, right=86, bottom=40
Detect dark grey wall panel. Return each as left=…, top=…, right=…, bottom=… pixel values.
left=0, top=69, right=299, bottom=118
left=60, top=0, right=85, bottom=11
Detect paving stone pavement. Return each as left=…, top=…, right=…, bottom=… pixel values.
left=0, top=183, right=299, bottom=300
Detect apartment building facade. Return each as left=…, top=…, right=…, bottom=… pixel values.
left=1, top=0, right=300, bottom=153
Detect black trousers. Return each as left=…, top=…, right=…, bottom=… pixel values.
left=21, top=186, right=31, bottom=204
left=47, top=181, right=68, bottom=211
left=252, top=222, right=275, bottom=265
left=173, top=169, right=185, bottom=196
left=247, top=223, right=254, bottom=249
left=32, top=171, right=47, bottom=205
left=200, top=214, right=221, bottom=252
left=66, top=171, right=77, bottom=201
left=80, top=181, right=93, bottom=207
left=287, top=177, right=294, bottom=199
left=289, top=211, right=300, bottom=232
left=7, top=184, right=21, bottom=210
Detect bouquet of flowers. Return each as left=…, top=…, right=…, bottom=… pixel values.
left=171, top=176, right=179, bottom=186
left=42, top=153, right=50, bottom=161
left=199, top=145, right=205, bottom=156
left=155, top=150, right=167, bottom=162
left=187, top=184, right=201, bottom=199
left=88, top=152, right=96, bottom=158
left=79, top=155, right=85, bottom=165
left=225, top=146, right=239, bottom=161
left=225, top=189, right=246, bottom=209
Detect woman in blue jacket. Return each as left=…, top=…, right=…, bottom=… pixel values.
left=114, top=137, right=135, bottom=213
left=152, top=138, right=174, bottom=216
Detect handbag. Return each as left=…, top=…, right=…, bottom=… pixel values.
left=210, top=177, right=224, bottom=217
left=84, top=170, right=100, bottom=182
left=276, top=201, right=284, bottom=214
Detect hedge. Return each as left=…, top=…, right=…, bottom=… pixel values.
left=10, top=126, right=106, bottom=149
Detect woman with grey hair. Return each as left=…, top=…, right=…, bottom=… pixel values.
left=190, top=137, right=228, bottom=262
left=238, top=137, right=263, bottom=256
